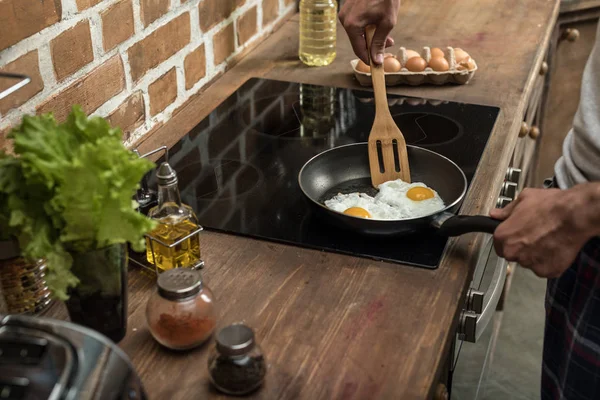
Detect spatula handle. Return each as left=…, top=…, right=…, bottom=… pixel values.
left=365, top=25, right=390, bottom=116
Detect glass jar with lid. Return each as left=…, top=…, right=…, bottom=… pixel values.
left=146, top=268, right=216, bottom=350
left=208, top=324, right=267, bottom=395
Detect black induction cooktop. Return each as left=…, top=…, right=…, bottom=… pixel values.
left=153, top=78, right=500, bottom=269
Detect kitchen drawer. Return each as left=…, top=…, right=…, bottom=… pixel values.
left=450, top=236, right=508, bottom=399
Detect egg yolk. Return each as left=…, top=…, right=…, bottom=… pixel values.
left=407, top=187, right=435, bottom=201
left=343, top=207, right=372, bottom=219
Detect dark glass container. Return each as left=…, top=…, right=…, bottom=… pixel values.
left=65, top=244, right=128, bottom=343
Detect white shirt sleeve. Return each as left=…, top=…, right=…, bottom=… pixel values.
left=554, top=23, right=600, bottom=188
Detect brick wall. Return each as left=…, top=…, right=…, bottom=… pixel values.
left=0, top=0, right=296, bottom=148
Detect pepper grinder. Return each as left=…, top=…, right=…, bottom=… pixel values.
left=208, top=324, right=267, bottom=395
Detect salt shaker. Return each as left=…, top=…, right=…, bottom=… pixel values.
left=208, top=324, right=267, bottom=395
left=146, top=268, right=216, bottom=350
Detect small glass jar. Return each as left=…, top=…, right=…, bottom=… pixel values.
left=146, top=268, right=216, bottom=350
left=208, top=324, right=267, bottom=395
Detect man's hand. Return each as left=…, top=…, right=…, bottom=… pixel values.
left=490, top=184, right=600, bottom=278
left=339, top=0, right=400, bottom=65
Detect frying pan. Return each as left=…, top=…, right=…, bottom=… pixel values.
left=298, top=143, right=501, bottom=236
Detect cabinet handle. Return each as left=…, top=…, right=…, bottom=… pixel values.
left=519, top=121, right=529, bottom=138
left=434, top=383, right=449, bottom=400
left=539, top=61, right=548, bottom=76
left=529, top=125, right=540, bottom=139
left=561, top=28, right=580, bottom=42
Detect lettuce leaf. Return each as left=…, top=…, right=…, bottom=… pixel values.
left=0, top=106, right=155, bottom=300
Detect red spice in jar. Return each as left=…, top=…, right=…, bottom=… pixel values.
left=151, top=312, right=215, bottom=349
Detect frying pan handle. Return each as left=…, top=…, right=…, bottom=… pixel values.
left=435, top=215, right=501, bottom=237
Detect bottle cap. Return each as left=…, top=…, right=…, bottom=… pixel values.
left=156, top=162, right=178, bottom=186
left=216, top=324, right=256, bottom=356
left=157, top=268, right=202, bottom=301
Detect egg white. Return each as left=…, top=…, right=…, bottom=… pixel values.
left=324, top=179, right=445, bottom=220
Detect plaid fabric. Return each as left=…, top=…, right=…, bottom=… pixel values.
left=542, top=236, right=600, bottom=400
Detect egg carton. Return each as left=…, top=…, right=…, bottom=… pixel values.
left=355, top=96, right=450, bottom=106
left=351, top=46, right=477, bottom=86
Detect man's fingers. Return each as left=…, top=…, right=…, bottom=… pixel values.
left=370, top=22, right=393, bottom=65
left=385, top=36, right=394, bottom=48
left=490, top=197, right=519, bottom=220
left=348, top=28, right=369, bottom=64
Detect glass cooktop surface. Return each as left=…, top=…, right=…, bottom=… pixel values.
left=153, top=78, right=500, bottom=268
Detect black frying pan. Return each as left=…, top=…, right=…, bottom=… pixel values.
left=298, top=143, right=500, bottom=236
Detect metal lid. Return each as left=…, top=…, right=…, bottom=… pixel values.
left=216, top=324, right=256, bottom=356
left=157, top=268, right=202, bottom=301
left=156, top=162, right=178, bottom=186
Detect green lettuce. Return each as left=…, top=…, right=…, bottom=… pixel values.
left=0, top=106, right=156, bottom=300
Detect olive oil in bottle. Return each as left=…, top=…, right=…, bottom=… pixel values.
left=299, top=0, right=338, bottom=67
left=146, top=162, right=201, bottom=272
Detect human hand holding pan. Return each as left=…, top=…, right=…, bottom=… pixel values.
left=297, top=143, right=502, bottom=237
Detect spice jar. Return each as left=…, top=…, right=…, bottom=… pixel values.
left=208, top=324, right=267, bottom=395
left=146, top=268, right=216, bottom=350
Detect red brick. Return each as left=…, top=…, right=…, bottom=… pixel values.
left=262, top=0, right=279, bottom=26
left=199, top=0, right=245, bottom=32
left=107, top=91, right=145, bottom=140
left=37, top=56, right=125, bottom=122
left=148, top=68, right=177, bottom=116
left=76, top=0, right=104, bottom=11
left=0, top=0, right=62, bottom=51
left=213, top=23, right=235, bottom=65
left=50, top=21, right=94, bottom=82
left=184, top=45, right=206, bottom=89
left=102, top=0, right=135, bottom=51
left=0, top=51, right=44, bottom=114
left=140, top=0, right=170, bottom=27
left=128, top=13, right=190, bottom=82
left=237, top=6, right=257, bottom=46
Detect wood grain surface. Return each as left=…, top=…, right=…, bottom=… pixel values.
left=46, top=0, right=560, bottom=398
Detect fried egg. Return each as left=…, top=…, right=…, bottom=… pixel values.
left=324, top=179, right=445, bottom=220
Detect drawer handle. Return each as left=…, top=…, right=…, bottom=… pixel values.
left=529, top=125, right=540, bottom=140
left=561, top=28, right=580, bottom=42
left=519, top=121, right=529, bottom=138
left=459, top=243, right=508, bottom=343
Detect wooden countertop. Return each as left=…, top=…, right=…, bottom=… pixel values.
left=46, top=0, right=560, bottom=398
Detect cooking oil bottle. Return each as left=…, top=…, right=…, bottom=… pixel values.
left=146, top=162, right=201, bottom=272
left=299, top=0, right=338, bottom=66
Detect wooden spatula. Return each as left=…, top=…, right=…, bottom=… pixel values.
left=365, top=25, right=411, bottom=186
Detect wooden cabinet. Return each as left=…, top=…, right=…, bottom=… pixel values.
left=531, top=2, right=600, bottom=187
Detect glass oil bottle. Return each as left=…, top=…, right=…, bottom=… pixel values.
left=299, top=0, right=338, bottom=67
left=145, top=162, right=202, bottom=272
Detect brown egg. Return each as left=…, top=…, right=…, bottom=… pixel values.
left=384, top=52, right=395, bottom=58
left=431, top=48, right=445, bottom=58
left=457, top=56, right=476, bottom=71
left=383, top=56, right=402, bottom=72
left=405, top=49, right=420, bottom=60
left=356, top=59, right=370, bottom=73
left=405, top=56, right=427, bottom=72
left=428, top=57, right=449, bottom=71
left=454, top=48, right=470, bottom=63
